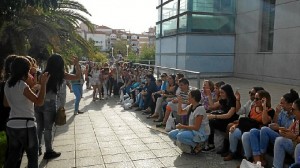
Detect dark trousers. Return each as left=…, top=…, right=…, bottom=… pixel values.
left=4, top=126, right=38, bottom=168
left=208, top=118, right=234, bottom=145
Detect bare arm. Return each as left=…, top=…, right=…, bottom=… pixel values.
left=261, top=98, right=272, bottom=124
left=23, top=72, right=49, bottom=106
left=210, top=107, right=236, bottom=120
left=64, top=57, right=81, bottom=81
left=177, top=97, right=188, bottom=116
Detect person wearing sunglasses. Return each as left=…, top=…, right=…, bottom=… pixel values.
left=257, top=89, right=299, bottom=166
left=273, top=98, right=300, bottom=168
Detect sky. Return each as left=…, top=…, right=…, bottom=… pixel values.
left=75, top=0, right=158, bottom=34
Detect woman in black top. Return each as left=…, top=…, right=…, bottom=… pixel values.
left=203, top=84, right=238, bottom=151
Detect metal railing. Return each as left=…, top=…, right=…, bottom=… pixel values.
left=132, top=63, right=201, bottom=89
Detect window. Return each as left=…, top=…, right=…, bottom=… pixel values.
left=179, top=0, right=188, bottom=14
left=179, top=14, right=187, bottom=32
left=162, top=0, right=177, bottom=20
left=162, top=18, right=177, bottom=36
left=191, top=0, right=235, bottom=14
left=191, top=14, right=235, bottom=33
left=156, top=24, right=161, bottom=38
left=260, top=0, right=275, bottom=52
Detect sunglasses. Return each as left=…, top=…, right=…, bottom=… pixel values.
left=254, top=97, right=261, bottom=101
left=249, top=91, right=255, bottom=96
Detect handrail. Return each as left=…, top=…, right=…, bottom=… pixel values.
left=132, top=63, right=201, bottom=89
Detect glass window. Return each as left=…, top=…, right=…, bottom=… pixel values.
left=191, top=14, right=235, bottom=33
left=158, top=0, right=161, bottom=5
left=162, top=0, right=178, bottom=20
left=260, top=0, right=275, bottom=51
left=158, top=7, right=161, bottom=21
left=162, top=18, right=177, bottom=36
left=191, top=0, right=235, bottom=14
left=163, top=0, right=169, bottom=3
left=179, top=15, right=187, bottom=32
left=156, top=24, right=161, bottom=38
left=179, top=0, right=188, bottom=14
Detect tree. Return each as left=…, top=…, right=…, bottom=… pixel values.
left=0, top=0, right=94, bottom=65
left=112, top=40, right=130, bottom=57
left=139, top=44, right=155, bottom=64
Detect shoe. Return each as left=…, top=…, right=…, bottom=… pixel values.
left=153, top=119, right=163, bottom=122
left=202, top=145, right=215, bottom=152
left=135, top=108, right=142, bottom=111
left=74, top=111, right=78, bottom=115
left=43, top=150, right=61, bottom=160
left=156, top=122, right=166, bottom=128
left=142, top=111, right=151, bottom=115
left=38, top=147, right=42, bottom=156
left=146, top=115, right=158, bottom=119
left=223, top=152, right=234, bottom=161
left=132, top=103, right=138, bottom=107
left=78, top=111, right=84, bottom=114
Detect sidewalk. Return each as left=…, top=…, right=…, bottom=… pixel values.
left=20, top=77, right=300, bottom=168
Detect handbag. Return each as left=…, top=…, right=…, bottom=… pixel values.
left=55, top=107, right=66, bottom=126
left=240, top=159, right=264, bottom=168
left=237, top=117, right=260, bottom=133
left=165, top=113, right=176, bottom=132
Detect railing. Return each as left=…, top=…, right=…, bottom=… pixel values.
left=132, top=63, right=201, bottom=89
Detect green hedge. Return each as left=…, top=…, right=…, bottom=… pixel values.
left=0, top=131, right=7, bottom=167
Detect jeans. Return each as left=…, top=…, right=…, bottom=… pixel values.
left=273, top=137, right=294, bottom=168
left=72, top=84, right=82, bottom=112
left=260, top=126, right=279, bottom=153
left=4, top=127, right=38, bottom=168
left=242, top=132, right=252, bottom=159
left=249, top=128, right=261, bottom=156
left=35, top=100, right=56, bottom=152
left=169, top=129, right=198, bottom=148
left=229, top=128, right=242, bottom=153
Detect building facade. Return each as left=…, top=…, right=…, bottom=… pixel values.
left=156, top=0, right=300, bottom=85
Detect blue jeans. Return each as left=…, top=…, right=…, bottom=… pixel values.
left=260, top=126, right=280, bottom=153
left=72, top=84, right=82, bottom=112
left=35, top=100, right=56, bottom=152
left=168, top=129, right=198, bottom=148
left=249, top=128, right=261, bottom=156
left=242, top=131, right=251, bottom=159
left=4, top=127, right=38, bottom=168
left=229, top=128, right=242, bottom=153
left=273, top=137, right=294, bottom=168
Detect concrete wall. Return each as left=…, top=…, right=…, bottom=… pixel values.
left=234, top=0, right=300, bottom=85
left=156, top=34, right=235, bottom=75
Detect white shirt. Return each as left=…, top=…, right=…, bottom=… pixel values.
left=4, top=80, right=36, bottom=128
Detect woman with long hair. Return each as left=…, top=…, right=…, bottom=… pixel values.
left=4, top=56, right=49, bottom=168
left=35, top=54, right=81, bottom=160
left=204, top=84, right=238, bottom=151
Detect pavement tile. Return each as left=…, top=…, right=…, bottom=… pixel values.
left=98, top=140, right=122, bottom=148
left=76, top=137, right=97, bottom=144
left=53, top=144, right=75, bottom=152
left=79, top=165, right=105, bottom=168
left=96, top=135, right=119, bottom=142
left=76, top=143, right=98, bottom=150
left=133, top=158, right=164, bottom=168
left=102, top=153, right=131, bottom=164
left=141, top=137, right=164, bottom=144
left=76, top=156, right=104, bottom=167
left=53, top=139, right=75, bottom=147
left=100, top=146, right=126, bottom=155
left=105, top=161, right=135, bottom=168
left=120, top=138, right=144, bottom=146
left=46, top=159, right=75, bottom=168
left=123, top=144, right=150, bottom=153
left=152, top=148, right=179, bottom=158
left=128, top=150, right=156, bottom=161
left=76, top=149, right=101, bottom=158
left=51, top=151, right=75, bottom=161
left=117, top=133, right=139, bottom=140
left=146, top=142, right=172, bottom=150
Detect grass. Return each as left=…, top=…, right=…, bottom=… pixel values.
left=0, top=131, right=7, bottom=167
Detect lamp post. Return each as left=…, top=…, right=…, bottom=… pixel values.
left=126, top=44, right=129, bottom=57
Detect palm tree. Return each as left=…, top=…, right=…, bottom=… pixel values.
left=0, top=0, right=94, bottom=63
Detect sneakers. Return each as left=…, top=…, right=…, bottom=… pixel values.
left=43, top=150, right=61, bottom=160
left=202, top=144, right=215, bottom=152
left=78, top=110, right=84, bottom=114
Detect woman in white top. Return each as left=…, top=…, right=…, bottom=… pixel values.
left=168, top=89, right=210, bottom=154
left=90, top=64, right=102, bottom=101
left=4, top=56, right=49, bottom=168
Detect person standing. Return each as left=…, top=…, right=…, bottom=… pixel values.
left=35, top=54, right=81, bottom=160
left=4, top=56, right=49, bottom=168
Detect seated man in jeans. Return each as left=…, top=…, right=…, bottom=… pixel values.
left=156, top=78, right=190, bottom=130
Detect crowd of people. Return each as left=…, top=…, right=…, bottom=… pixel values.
left=115, top=63, right=300, bottom=168
left=1, top=53, right=300, bottom=168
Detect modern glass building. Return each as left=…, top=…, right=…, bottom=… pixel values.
left=156, top=0, right=236, bottom=75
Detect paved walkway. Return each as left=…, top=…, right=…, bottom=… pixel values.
left=21, top=77, right=300, bottom=168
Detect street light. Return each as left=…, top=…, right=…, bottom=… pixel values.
left=126, top=44, right=129, bottom=57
